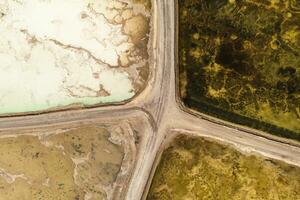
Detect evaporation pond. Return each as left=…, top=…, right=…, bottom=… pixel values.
left=0, top=0, right=151, bottom=114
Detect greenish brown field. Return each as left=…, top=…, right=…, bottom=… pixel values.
left=179, top=0, right=300, bottom=140
left=0, top=126, right=124, bottom=200
left=147, top=135, right=300, bottom=200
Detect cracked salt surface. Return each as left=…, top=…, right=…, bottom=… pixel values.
left=0, top=0, right=150, bottom=114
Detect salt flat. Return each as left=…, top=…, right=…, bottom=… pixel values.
left=0, top=0, right=150, bottom=114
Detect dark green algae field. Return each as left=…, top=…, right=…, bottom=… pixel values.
left=179, top=0, right=300, bottom=140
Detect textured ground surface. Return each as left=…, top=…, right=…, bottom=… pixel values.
left=0, top=0, right=151, bottom=114
left=0, top=126, right=132, bottom=200
left=147, top=135, right=300, bottom=200
left=1, top=1, right=300, bottom=200
left=179, top=0, right=300, bottom=139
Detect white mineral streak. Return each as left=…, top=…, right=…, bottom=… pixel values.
left=0, top=0, right=148, bottom=114
left=0, top=168, right=28, bottom=184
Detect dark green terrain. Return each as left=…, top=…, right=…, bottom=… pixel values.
left=179, top=0, right=300, bottom=140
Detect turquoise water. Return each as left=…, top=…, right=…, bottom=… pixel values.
left=0, top=92, right=134, bottom=115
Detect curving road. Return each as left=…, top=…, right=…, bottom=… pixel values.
left=0, top=1, right=300, bottom=200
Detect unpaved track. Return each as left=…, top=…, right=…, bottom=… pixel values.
left=0, top=1, right=300, bottom=200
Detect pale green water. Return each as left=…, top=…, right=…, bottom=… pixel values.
left=0, top=93, right=134, bottom=115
